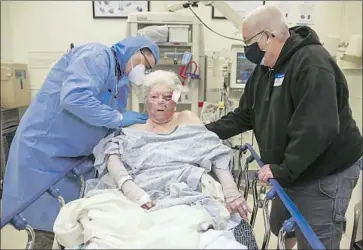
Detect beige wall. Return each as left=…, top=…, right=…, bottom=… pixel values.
left=1, top=1, right=361, bottom=131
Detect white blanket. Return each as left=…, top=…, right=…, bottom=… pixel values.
left=53, top=189, right=246, bottom=249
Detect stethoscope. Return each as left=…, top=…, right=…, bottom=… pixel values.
left=110, top=48, right=123, bottom=99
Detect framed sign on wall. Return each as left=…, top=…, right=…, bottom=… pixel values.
left=92, top=1, right=150, bottom=19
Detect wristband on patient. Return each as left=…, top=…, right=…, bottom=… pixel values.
left=108, top=155, right=150, bottom=204
left=117, top=175, right=133, bottom=189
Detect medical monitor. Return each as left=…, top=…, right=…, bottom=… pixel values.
left=230, top=49, right=256, bottom=89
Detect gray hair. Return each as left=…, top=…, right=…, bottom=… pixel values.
left=142, top=70, right=188, bottom=102
left=242, top=5, right=289, bottom=40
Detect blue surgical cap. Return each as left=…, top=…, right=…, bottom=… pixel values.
left=111, top=36, right=160, bottom=73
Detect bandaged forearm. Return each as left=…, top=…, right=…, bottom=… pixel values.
left=212, top=168, right=241, bottom=203
left=107, top=155, right=151, bottom=205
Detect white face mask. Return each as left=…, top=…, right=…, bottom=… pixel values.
left=128, top=54, right=146, bottom=85
left=128, top=64, right=145, bottom=85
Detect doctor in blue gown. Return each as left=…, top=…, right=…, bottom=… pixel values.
left=1, top=36, right=160, bottom=248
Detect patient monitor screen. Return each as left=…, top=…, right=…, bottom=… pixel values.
left=235, top=52, right=256, bottom=86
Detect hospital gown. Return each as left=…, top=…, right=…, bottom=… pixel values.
left=87, top=124, right=234, bottom=229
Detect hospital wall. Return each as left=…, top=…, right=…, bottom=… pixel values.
left=0, top=2, right=13, bottom=63
left=1, top=1, right=362, bottom=124
left=1, top=1, right=361, bottom=93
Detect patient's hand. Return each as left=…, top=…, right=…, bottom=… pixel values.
left=141, top=201, right=155, bottom=210
left=226, top=196, right=251, bottom=221
left=212, top=168, right=251, bottom=220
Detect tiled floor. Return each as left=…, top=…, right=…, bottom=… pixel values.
left=1, top=174, right=361, bottom=249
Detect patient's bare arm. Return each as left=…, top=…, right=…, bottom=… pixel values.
left=108, top=155, right=154, bottom=209
left=213, top=168, right=251, bottom=220
left=213, top=168, right=241, bottom=202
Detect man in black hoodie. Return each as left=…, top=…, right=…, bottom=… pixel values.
left=206, top=5, right=362, bottom=250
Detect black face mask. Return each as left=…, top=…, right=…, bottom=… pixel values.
left=244, top=42, right=265, bottom=65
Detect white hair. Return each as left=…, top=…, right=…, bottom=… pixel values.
left=242, top=5, right=289, bottom=40
left=142, top=70, right=188, bottom=102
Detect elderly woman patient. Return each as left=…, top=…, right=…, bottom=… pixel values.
left=86, top=70, right=257, bottom=249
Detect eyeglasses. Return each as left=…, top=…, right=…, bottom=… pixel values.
left=140, top=50, right=153, bottom=73
left=243, top=30, right=264, bottom=46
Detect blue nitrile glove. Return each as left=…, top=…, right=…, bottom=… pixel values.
left=120, top=111, right=149, bottom=128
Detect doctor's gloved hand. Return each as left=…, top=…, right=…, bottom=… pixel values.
left=120, top=111, right=148, bottom=128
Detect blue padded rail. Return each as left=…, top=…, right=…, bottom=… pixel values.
left=240, top=143, right=325, bottom=250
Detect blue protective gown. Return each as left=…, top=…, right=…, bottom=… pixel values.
left=1, top=36, right=159, bottom=232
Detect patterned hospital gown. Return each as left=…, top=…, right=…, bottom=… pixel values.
left=86, top=124, right=258, bottom=249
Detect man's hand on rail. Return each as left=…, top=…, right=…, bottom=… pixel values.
left=226, top=196, right=251, bottom=221
left=258, top=164, right=274, bottom=183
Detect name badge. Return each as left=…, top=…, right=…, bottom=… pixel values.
left=274, top=73, right=285, bottom=87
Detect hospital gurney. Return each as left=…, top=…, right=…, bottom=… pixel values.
left=0, top=144, right=358, bottom=249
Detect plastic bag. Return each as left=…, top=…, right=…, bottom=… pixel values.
left=137, top=25, right=169, bottom=43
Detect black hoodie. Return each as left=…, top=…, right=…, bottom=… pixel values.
left=206, top=26, right=362, bottom=186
